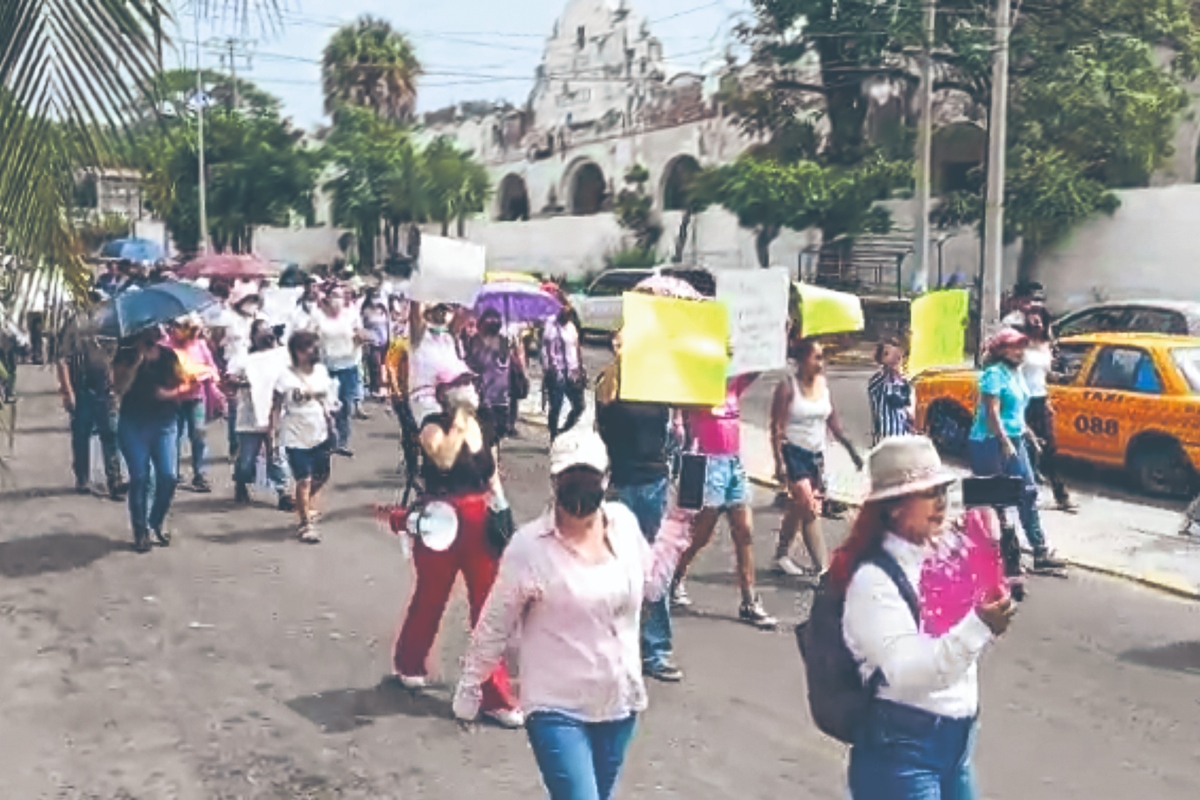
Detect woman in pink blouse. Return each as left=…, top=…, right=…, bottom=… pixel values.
left=453, top=429, right=692, bottom=800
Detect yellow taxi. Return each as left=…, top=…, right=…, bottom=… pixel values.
left=913, top=333, right=1200, bottom=496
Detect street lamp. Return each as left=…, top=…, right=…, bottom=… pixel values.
left=935, top=232, right=951, bottom=288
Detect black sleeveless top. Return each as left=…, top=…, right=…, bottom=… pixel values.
left=420, top=413, right=497, bottom=496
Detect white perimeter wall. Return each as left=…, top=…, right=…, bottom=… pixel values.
left=450, top=206, right=821, bottom=278
left=1030, top=185, right=1200, bottom=312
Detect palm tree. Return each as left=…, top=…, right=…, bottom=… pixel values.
left=0, top=0, right=166, bottom=294
left=322, top=16, right=422, bottom=123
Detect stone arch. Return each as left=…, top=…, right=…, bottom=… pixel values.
left=932, top=123, right=987, bottom=195
left=497, top=174, right=530, bottom=221
left=566, top=160, right=607, bottom=216
left=661, top=155, right=702, bottom=211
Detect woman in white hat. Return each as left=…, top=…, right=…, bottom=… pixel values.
left=453, top=429, right=693, bottom=800
left=829, top=436, right=1016, bottom=800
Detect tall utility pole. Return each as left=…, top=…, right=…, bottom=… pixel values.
left=194, top=7, right=209, bottom=255
left=981, top=0, right=1013, bottom=340
left=226, top=38, right=241, bottom=110
left=914, top=0, right=937, bottom=293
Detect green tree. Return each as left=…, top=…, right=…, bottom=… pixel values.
left=131, top=73, right=321, bottom=255
left=323, top=16, right=422, bottom=123
left=323, top=107, right=423, bottom=267
left=613, top=164, right=663, bottom=266
left=737, top=0, right=1200, bottom=266
left=423, top=136, right=491, bottom=238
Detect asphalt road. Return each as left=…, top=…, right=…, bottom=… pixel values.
left=1, top=363, right=1199, bottom=800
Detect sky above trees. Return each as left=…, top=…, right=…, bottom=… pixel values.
left=175, top=0, right=751, bottom=130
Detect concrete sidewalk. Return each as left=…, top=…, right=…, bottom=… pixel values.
left=738, top=423, right=1200, bottom=600
left=511, top=372, right=1200, bottom=600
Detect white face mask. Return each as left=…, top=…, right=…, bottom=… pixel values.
left=444, top=385, right=480, bottom=412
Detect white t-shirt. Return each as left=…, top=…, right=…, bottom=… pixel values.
left=1021, top=342, right=1053, bottom=399
left=315, top=309, right=362, bottom=371
left=274, top=364, right=337, bottom=450
left=215, top=307, right=261, bottom=366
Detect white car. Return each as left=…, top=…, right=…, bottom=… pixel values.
left=571, top=267, right=715, bottom=336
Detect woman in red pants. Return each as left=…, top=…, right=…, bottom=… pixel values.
left=392, top=364, right=522, bottom=727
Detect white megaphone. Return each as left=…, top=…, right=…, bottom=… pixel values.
left=405, top=500, right=459, bottom=552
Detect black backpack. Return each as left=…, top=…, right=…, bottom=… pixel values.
left=794, top=550, right=920, bottom=744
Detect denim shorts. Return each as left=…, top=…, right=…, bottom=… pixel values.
left=286, top=443, right=331, bottom=482
left=781, top=443, right=825, bottom=490
left=703, top=454, right=749, bottom=509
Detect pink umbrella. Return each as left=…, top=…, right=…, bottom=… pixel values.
left=634, top=274, right=705, bottom=300
left=177, top=253, right=273, bottom=280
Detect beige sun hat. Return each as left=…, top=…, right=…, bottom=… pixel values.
left=864, top=435, right=958, bottom=503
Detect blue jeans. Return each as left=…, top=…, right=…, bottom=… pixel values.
left=233, top=432, right=290, bottom=493
left=330, top=366, right=361, bottom=449
left=70, top=388, right=121, bottom=488
left=176, top=398, right=208, bottom=479
left=226, top=395, right=239, bottom=455
left=967, top=435, right=1046, bottom=551
left=614, top=477, right=671, bottom=670
left=118, top=412, right=179, bottom=536
left=525, top=712, right=637, bottom=800
left=849, top=701, right=977, bottom=800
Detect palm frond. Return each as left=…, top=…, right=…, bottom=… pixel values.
left=0, top=1, right=279, bottom=296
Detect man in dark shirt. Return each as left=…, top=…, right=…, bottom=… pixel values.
left=56, top=310, right=124, bottom=498
left=596, top=369, right=682, bottom=682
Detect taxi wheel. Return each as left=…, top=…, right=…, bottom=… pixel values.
left=1129, top=437, right=1195, bottom=498
left=926, top=402, right=971, bottom=457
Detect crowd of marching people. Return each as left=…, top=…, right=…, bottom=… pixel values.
left=48, top=259, right=1085, bottom=800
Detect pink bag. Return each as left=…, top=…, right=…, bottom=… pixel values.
left=202, top=379, right=228, bottom=422
left=920, top=508, right=1007, bottom=637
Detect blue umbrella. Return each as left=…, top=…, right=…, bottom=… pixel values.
left=95, top=281, right=217, bottom=339
left=99, top=237, right=164, bottom=263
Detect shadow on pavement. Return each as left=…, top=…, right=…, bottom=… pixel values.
left=198, top=506, right=373, bottom=545
left=0, top=532, right=127, bottom=578
left=286, top=679, right=454, bottom=733
left=685, top=568, right=818, bottom=594
left=1119, top=641, right=1200, bottom=675
left=13, top=425, right=69, bottom=436
left=0, top=485, right=90, bottom=502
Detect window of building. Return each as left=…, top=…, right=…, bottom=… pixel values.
left=577, top=26, right=586, bottom=50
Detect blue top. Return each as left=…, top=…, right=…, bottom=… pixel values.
left=970, top=362, right=1029, bottom=440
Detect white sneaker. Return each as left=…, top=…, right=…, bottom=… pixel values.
left=394, top=674, right=427, bottom=690
left=773, top=555, right=807, bottom=577
left=484, top=708, right=525, bottom=729
left=670, top=581, right=692, bottom=609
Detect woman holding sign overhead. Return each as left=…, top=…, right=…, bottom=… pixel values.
left=771, top=338, right=863, bottom=577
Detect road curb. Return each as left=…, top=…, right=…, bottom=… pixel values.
left=747, top=471, right=1200, bottom=601
left=522, top=406, right=1200, bottom=603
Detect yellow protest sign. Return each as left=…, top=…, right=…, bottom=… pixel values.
left=795, top=283, right=865, bottom=338
left=908, top=289, right=970, bottom=376
left=619, top=292, right=728, bottom=406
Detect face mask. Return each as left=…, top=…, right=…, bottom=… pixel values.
left=428, top=325, right=449, bottom=336
left=555, top=471, right=607, bottom=518
left=481, top=321, right=503, bottom=336
left=444, top=385, right=479, bottom=412
left=240, top=303, right=260, bottom=317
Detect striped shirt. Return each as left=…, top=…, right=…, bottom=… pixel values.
left=868, top=367, right=915, bottom=445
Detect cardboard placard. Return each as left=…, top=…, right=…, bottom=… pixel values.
left=409, top=236, right=486, bottom=306
left=908, top=290, right=970, bottom=376
left=795, top=283, right=865, bottom=338
left=619, top=293, right=728, bottom=406
left=717, top=267, right=790, bottom=375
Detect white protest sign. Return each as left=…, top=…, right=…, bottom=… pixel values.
left=242, top=347, right=291, bottom=429
left=261, top=287, right=302, bottom=327
left=716, top=267, right=790, bottom=375
left=410, top=236, right=486, bottom=306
